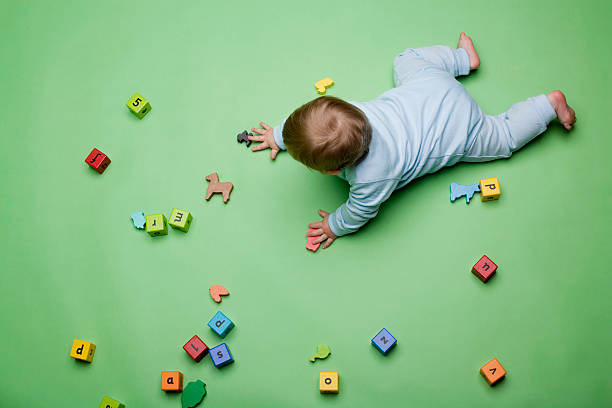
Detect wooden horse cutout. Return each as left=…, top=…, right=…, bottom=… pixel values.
left=205, top=172, right=234, bottom=203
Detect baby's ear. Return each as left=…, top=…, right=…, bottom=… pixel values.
left=325, top=169, right=342, bottom=175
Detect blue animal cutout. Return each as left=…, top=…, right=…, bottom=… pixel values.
left=130, top=211, right=146, bottom=229
left=450, top=182, right=480, bottom=203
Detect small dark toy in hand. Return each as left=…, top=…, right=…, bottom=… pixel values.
left=237, top=130, right=253, bottom=147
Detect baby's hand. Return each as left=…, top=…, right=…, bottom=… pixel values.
left=249, top=122, right=281, bottom=160
left=308, top=209, right=338, bottom=249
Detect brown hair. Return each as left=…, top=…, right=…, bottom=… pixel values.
left=282, top=96, right=371, bottom=172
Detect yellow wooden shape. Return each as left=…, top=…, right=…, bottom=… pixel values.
left=314, top=77, right=334, bottom=94
left=319, top=371, right=339, bottom=393
left=169, top=208, right=192, bottom=232
left=479, top=177, right=501, bottom=201
left=146, top=214, right=168, bottom=236
left=70, top=339, right=96, bottom=362
left=126, top=93, right=151, bottom=119
left=99, top=396, right=125, bottom=408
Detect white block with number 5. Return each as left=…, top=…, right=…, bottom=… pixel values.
left=126, top=92, right=151, bottom=119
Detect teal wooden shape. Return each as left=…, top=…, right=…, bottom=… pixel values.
left=309, top=344, right=331, bottom=362
left=450, top=182, right=480, bottom=203
left=181, top=380, right=206, bottom=408
left=130, top=211, right=146, bottom=229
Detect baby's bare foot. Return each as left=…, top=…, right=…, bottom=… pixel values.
left=547, top=90, right=576, bottom=130
left=457, top=32, right=480, bottom=70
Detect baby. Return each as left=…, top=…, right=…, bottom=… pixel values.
left=249, top=33, right=576, bottom=249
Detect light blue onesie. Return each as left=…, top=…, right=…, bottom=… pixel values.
left=273, top=46, right=557, bottom=236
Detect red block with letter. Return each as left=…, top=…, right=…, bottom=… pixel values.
left=85, top=148, right=111, bottom=174
left=183, top=335, right=209, bottom=362
left=472, top=255, right=497, bottom=283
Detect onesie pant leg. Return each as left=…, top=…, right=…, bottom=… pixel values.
left=463, top=95, right=557, bottom=162
left=393, top=46, right=471, bottom=86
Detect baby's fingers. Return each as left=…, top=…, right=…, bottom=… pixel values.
left=251, top=142, right=269, bottom=152
left=248, top=135, right=264, bottom=142
left=321, top=238, right=334, bottom=249
left=309, top=221, right=323, bottom=229
left=251, top=127, right=267, bottom=135
left=270, top=149, right=279, bottom=160
left=307, top=228, right=324, bottom=237
left=260, top=122, right=272, bottom=130
left=312, top=234, right=327, bottom=245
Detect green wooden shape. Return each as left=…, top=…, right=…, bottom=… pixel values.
left=126, top=92, right=151, bottom=119
left=169, top=208, right=193, bottom=232
left=309, top=344, right=331, bottom=362
left=145, top=214, right=167, bottom=236
left=99, top=396, right=124, bottom=408
left=181, top=380, right=206, bottom=408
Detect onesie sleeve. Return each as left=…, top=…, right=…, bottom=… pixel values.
left=272, top=119, right=287, bottom=150
left=393, top=46, right=470, bottom=86
left=327, top=178, right=399, bottom=237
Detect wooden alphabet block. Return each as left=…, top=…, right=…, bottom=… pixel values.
left=319, top=372, right=339, bottom=393
left=472, top=255, right=498, bottom=283
left=183, top=335, right=209, bottom=362
left=371, top=328, right=397, bottom=355
left=161, top=371, right=183, bottom=392
left=209, top=343, right=234, bottom=368
left=99, top=397, right=125, bottom=408
left=69, top=339, right=96, bottom=362
left=480, top=358, right=506, bottom=385
left=126, top=93, right=151, bottom=119
left=169, top=208, right=192, bottom=232
left=99, top=396, right=125, bottom=408
left=146, top=214, right=168, bottom=236
left=479, top=178, right=501, bottom=201
left=208, top=311, right=234, bottom=338
left=85, top=148, right=111, bottom=174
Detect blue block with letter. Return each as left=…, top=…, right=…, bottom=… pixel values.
left=372, top=328, right=397, bottom=355
left=208, top=311, right=235, bottom=338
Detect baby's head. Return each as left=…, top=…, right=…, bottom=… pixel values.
left=283, top=96, right=371, bottom=174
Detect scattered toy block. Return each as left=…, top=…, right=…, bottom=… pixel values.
left=208, top=311, right=234, bottom=338
left=182, top=380, right=207, bottom=408
left=126, top=92, right=151, bottom=119
left=209, top=285, right=229, bottom=303
left=209, top=343, right=234, bottom=368
left=314, top=77, right=334, bottom=94
left=85, top=148, right=111, bottom=174
left=372, top=328, right=397, bottom=355
left=472, top=255, right=498, bottom=283
left=237, top=130, right=253, bottom=147
left=69, top=339, right=96, bottom=363
left=183, top=335, right=209, bottom=362
left=309, top=344, right=331, bottom=362
left=146, top=214, right=168, bottom=236
left=319, top=372, right=339, bottom=393
left=480, top=358, right=506, bottom=386
left=306, top=228, right=321, bottom=252
left=479, top=178, right=501, bottom=201
left=169, top=208, right=193, bottom=232
left=205, top=172, right=233, bottom=203
left=161, top=371, right=183, bottom=392
left=130, top=211, right=146, bottom=229
left=99, top=396, right=125, bottom=408
left=450, top=182, right=480, bottom=203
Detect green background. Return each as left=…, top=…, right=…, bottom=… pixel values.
left=1, top=0, right=610, bottom=407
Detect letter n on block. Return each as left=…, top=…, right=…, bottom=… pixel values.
left=472, top=255, right=498, bottom=283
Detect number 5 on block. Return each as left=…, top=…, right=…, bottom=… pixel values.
left=126, top=92, right=151, bottom=119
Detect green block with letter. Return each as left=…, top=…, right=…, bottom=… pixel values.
left=126, top=92, right=151, bottom=119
